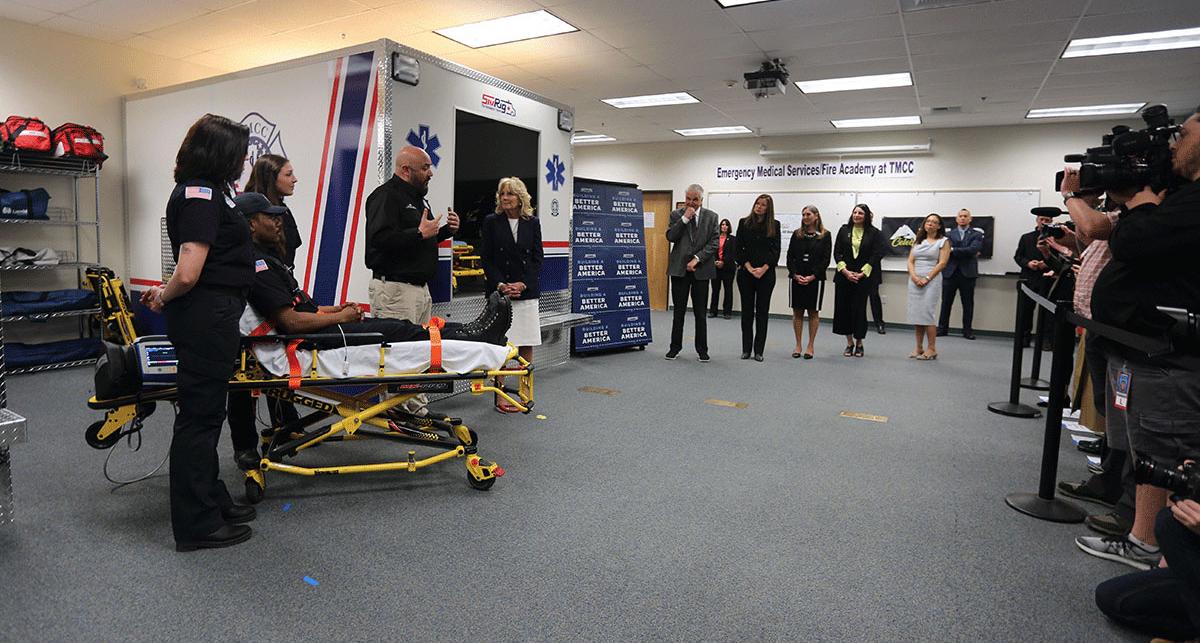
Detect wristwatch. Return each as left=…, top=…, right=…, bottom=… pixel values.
left=1063, top=192, right=1085, bottom=202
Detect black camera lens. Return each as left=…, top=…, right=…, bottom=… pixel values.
left=1141, top=104, right=1170, bottom=129
left=1134, top=456, right=1200, bottom=500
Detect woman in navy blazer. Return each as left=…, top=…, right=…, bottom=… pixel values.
left=480, top=176, right=542, bottom=412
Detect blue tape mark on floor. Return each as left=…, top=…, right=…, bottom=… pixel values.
left=282, top=503, right=292, bottom=512
left=303, top=576, right=319, bottom=586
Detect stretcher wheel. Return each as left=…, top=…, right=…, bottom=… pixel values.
left=85, top=420, right=120, bottom=450
left=467, top=471, right=495, bottom=491
left=136, top=402, right=155, bottom=419
left=244, top=478, right=264, bottom=504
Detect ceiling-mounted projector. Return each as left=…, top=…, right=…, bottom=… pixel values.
left=744, top=59, right=789, bottom=100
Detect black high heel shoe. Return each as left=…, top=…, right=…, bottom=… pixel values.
left=854, top=344, right=864, bottom=358
left=843, top=346, right=853, bottom=357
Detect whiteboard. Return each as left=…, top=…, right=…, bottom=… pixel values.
left=707, top=191, right=857, bottom=267
left=856, top=190, right=1040, bottom=275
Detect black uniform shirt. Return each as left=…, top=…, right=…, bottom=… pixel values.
left=165, top=179, right=253, bottom=289
left=280, top=204, right=302, bottom=269
left=247, top=242, right=318, bottom=320
left=364, top=174, right=453, bottom=285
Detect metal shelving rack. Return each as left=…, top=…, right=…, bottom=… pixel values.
left=0, top=151, right=102, bottom=375
left=0, top=269, right=28, bottom=526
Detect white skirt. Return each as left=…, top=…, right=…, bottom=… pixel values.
left=507, top=298, right=542, bottom=346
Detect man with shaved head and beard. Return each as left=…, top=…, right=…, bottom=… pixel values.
left=365, top=144, right=460, bottom=323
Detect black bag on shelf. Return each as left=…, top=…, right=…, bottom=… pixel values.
left=1, top=289, right=97, bottom=316
left=3, top=337, right=102, bottom=369
left=0, top=188, right=50, bottom=219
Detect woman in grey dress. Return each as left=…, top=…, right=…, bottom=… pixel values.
left=906, top=213, right=950, bottom=360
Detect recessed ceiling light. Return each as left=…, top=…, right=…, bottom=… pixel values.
left=601, top=92, right=700, bottom=109
left=435, top=10, right=578, bottom=49
left=796, top=72, right=913, bottom=94
left=572, top=133, right=616, bottom=143
left=1062, top=27, right=1200, bottom=58
left=716, top=0, right=778, bottom=6
left=674, top=126, right=753, bottom=137
left=1025, top=103, right=1146, bottom=119
left=830, top=115, right=921, bottom=129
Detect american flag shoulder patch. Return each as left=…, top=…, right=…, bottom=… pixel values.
left=255, top=259, right=269, bottom=272
left=184, top=186, right=213, bottom=200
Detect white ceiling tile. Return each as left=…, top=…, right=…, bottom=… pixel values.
left=0, top=0, right=56, bottom=23
left=622, top=34, right=764, bottom=66
left=70, top=0, right=213, bottom=35
left=588, top=8, right=741, bottom=49
left=279, top=8, right=425, bottom=50
left=222, top=0, right=372, bottom=34
left=1072, top=10, right=1200, bottom=39
left=143, top=11, right=264, bottom=51
left=394, top=31, right=469, bottom=56
left=900, top=0, right=1088, bottom=36
left=392, top=0, right=544, bottom=31
left=119, top=34, right=202, bottom=59
left=747, top=14, right=903, bottom=52
left=771, top=38, right=909, bottom=67
left=905, top=20, right=1076, bottom=57
left=724, top=0, right=896, bottom=32
left=1084, top=0, right=1196, bottom=16
left=39, top=14, right=136, bottom=42
left=14, top=0, right=92, bottom=11
left=910, top=43, right=1061, bottom=72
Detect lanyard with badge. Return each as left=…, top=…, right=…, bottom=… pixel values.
left=1113, top=364, right=1132, bottom=410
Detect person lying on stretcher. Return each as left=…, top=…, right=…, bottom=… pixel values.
left=236, top=192, right=510, bottom=346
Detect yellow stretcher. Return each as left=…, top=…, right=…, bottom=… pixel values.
left=82, top=267, right=534, bottom=502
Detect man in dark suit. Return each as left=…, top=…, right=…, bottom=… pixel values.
left=937, top=208, right=984, bottom=339
left=1014, top=213, right=1054, bottom=345
left=665, top=183, right=719, bottom=362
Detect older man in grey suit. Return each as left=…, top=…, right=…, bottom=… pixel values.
left=665, top=183, right=720, bottom=362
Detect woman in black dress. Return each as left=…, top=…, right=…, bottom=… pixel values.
left=735, top=194, right=781, bottom=361
left=832, top=203, right=884, bottom=358
left=140, top=114, right=257, bottom=551
left=787, top=205, right=831, bottom=359
left=708, top=218, right=737, bottom=319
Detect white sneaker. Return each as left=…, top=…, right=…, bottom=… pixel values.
left=1075, top=534, right=1161, bottom=571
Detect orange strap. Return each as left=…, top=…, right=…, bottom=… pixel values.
left=425, top=316, right=445, bottom=373
left=284, top=339, right=304, bottom=389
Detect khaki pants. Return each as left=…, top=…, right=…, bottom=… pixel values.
left=369, top=278, right=431, bottom=324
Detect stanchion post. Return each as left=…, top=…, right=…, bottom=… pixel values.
left=1005, top=299, right=1087, bottom=523
left=988, top=279, right=1041, bottom=418
left=1021, top=294, right=1051, bottom=391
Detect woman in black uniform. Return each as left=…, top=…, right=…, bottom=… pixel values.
left=243, top=154, right=301, bottom=267
left=735, top=194, right=781, bottom=362
left=141, top=114, right=257, bottom=551
left=832, top=203, right=883, bottom=358
left=787, top=205, right=831, bottom=359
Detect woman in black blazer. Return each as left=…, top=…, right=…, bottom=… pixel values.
left=787, top=205, right=832, bottom=359
left=832, top=203, right=883, bottom=357
left=735, top=194, right=781, bottom=361
left=708, top=218, right=737, bottom=319
left=480, top=177, right=542, bottom=412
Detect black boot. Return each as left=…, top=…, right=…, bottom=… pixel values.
left=445, top=292, right=511, bottom=345
left=876, top=322, right=886, bottom=335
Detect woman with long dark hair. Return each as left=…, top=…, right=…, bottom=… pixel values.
left=787, top=205, right=831, bottom=359
left=141, top=114, right=257, bottom=551
left=832, top=203, right=883, bottom=358
left=735, top=194, right=780, bottom=361
left=907, top=213, right=950, bottom=359
left=708, top=218, right=737, bottom=319
left=243, top=154, right=301, bottom=267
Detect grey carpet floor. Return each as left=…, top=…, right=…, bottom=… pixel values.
left=0, top=311, right=1142, bottom=641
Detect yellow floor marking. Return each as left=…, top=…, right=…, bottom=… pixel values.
left=578, top=386, right=620, bottom=396
left=840, top=410, right=888, bottom=423
left=535, top=414, right=547, bottom=420
left=705, top=398, right=748, bottom=409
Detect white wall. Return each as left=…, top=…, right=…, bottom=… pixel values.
left=0, top=18, right=220, bottom=280
left=574, top=121, right=1127, bottom=333
left=0, top=18, right=218, bottom=341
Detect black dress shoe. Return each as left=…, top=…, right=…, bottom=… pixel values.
left=876, top=323, right=886, bottom=335
left=723, top=313, right=731, bottom=319
left=963, top=332, right=976, bottom=340
left=222, top=504, right=257, bottom=524
left=752, top=354, right=764, bottom=362
left=707, top=312, right=717, bottom=318
left=936, top=329, right=948, bottom=337
left=176, top=524, right=253, bottom=552
left=740, top=352, right=750, bottom=360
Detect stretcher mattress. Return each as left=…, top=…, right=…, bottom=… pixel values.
left=238, top=307, right=509, bottom=378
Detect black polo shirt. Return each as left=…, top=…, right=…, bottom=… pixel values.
left=165, top=179, right=253, bottom=289
left=1092, top=179, right=1200, bottom=368
left=247, top=243, right=318, bottom=320
left=363, top=174, right=454, bottom=285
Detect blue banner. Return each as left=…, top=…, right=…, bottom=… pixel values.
left=572, top=179, right=651, bottom=352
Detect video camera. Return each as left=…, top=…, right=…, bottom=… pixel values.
left=1056, top=104, right=1181, bottom=193
left=1039, top=220, right=1076, bottom=241
left=1135, top=456, right=1200, bottom=501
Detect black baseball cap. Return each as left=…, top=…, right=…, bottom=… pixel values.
left=233, top=192, right=287, bottom=217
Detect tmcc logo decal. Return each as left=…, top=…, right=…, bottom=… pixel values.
left=240, top=112, right=287, bottom=169
left=482, top=93, right=517, bottom=117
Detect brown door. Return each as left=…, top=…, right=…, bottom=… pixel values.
left=642, top=190, right=673, bottom=310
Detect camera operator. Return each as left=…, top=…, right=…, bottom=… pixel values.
left=1056, top=178, right=1140, bottom=535
left=1076, top=105, right=1200, bottom=571
left=1014, top=214, right=1056, bottom=347
left=1094, top=459, right=1200, bottom=639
